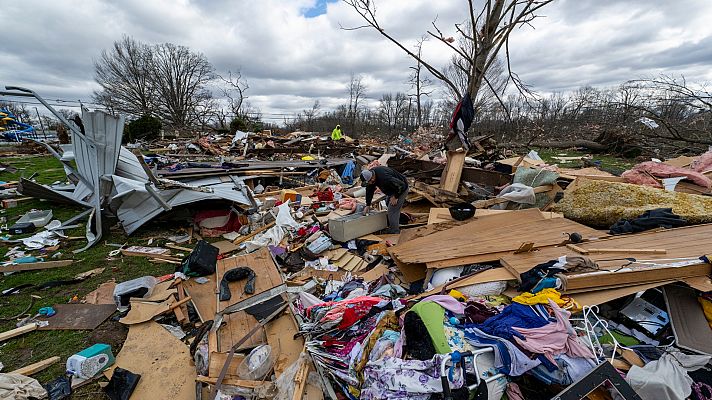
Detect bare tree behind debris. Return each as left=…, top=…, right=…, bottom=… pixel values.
left=378, top=92, right=409, bottom=136
left=93, top=36, right=216, bottom=129
left=347, top=73, right=367, bottom=136
left=342, top=0, right=554, bottom=109
left=150, top=43, right=215, bottom=127
left=407, top=38, right=434, bottom=128
left=93, top=35, right=155, bottom=117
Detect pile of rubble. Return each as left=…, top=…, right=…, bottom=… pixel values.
left=2, top=92, right=712, bottom=400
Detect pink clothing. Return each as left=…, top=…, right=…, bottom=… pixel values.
left=512, top=300, right=595, bottom=365
left=420, top=294, right=466, bottom=314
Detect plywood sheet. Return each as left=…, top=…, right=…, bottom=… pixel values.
left=106, top=321, right=196, bottom=400
left=144, top=280, right=177, bottom=302
left=120, top=297, right=174, bottom=325
left=38, top=304, right=115, bottom=330
left=572, top=281, right=675, bottom=306
left=183, top=275, right=217, bottom=322
left=84, top=280, right=116, bottom=305
left=212, top=240, right=241, bottom=255
left=216, top=248, right=282, bottom=352
left=393, top=209, right=600, bottom=265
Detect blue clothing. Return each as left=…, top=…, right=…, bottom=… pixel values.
left=463, top=326, right=541, bottom=376
left=476, top=303, right=551, bottom=340
left=341, top=161, right=356, bottom=184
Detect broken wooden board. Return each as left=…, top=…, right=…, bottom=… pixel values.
left=0, top=260, right=73, bottom=273
left=12, top=356, right=60, bottom=376
left=38, top=304, right=115, bottom=330
left=392, top=209, right=601, bottom=265
left=105, top=321, right=196, bottom=400
left=143, top=279, right=178, bottom=302
left=683, top=276, right=712, bottom=292
left=0, top=323, right=37, bottom=342
left=440, top=150, right=466, bottom=193
left=119, top=297, right=190, bottom=325
left=83, top=280, right=116, bottom=305
left=183, top=275, right=217, bottom=322
left=121, top=246, right=170, bottom=257
left=207, top=352, right=245, bottom=380
left=212, top=240, right=241, bottom=255
left=572, top=281, right=676, bottom=306
left=388, top=247, right=425, bottom=283
left=216, top=248, right=283, bottom=352
left=500, top=224, right=712, bottom=291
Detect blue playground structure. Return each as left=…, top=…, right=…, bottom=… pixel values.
left=0, top=108, right=36, bottom=141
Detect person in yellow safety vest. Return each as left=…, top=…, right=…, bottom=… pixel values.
left=331, top=124, right=343, bottom=141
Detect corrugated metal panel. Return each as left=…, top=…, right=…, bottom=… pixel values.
left=116, top=147, right=149, bottom=181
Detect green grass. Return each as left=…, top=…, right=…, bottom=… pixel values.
left=0, top=156, right=177, bottom=392
left=533, top=148, right=636, bottom=175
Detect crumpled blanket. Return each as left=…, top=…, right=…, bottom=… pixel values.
left=0, top=373, right=46, bottom=400
left=622, top=161, right=712, bottom=188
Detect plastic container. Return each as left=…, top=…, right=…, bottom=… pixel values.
left=113, top=276, right=158, bottom=311
left=237, top=345, right=275, bottom=380
left=17, top=210, right=53, bottom=228
left=66, top=344, right=115, bottom=379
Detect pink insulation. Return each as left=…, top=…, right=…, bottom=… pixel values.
left=622, top=161, right=712, bottom=188
left=691, top=150, right=712, bottom=173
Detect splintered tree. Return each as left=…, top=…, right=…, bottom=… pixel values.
left=342, top=0, right=554, bottom=109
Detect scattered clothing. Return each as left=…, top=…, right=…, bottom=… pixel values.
left=512, top=288, right=580, bottom=311
left=518, top=256, right=598, bottom=293
left=361, top=354, right=464, bottom=400
left=609, top=208, right=687, bottom=235
left=0, top=373, right=46, bottom=400
left=409, top=301, right=451, bottom=354
left=626, top=350, right=712, bottom=400
left=463, top=326, right=541, bottom=376
left=512, top=300, right=596, bottom=366
left=477, top=302, right=551, bottom=341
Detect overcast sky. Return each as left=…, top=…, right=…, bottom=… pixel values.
left=2, top=0, right=712, bottom=123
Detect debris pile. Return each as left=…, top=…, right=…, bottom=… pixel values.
left=1, top=87, right=712, bottom=400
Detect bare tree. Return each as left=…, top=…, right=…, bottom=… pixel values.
left=150, top=43, right=215, bottom=127
left=347, top=73, right=367, bottom=136
left=302, top=100, right=321, bottom=132
left=407, top=37, right=434, bottom=127
left=342, top=0, right=554, bottom=109
left=218, top=70, right=249, bottom=115
left=93, top=35, right=155, bottom=117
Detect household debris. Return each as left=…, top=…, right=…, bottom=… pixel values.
left=2, top=87, right=712, bottom=399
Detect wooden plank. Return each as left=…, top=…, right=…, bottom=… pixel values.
left=586, top=248, right=667, bottom=254
left=207, top=352, right=245, bottom=379
left=196, top=375, right=264, bottom=388
left=1, top=260, right=73, bottom=272
left=121, top=246, right=170, bottom=257
left=440, top=151, right=466, bottom=192
left=571, top=281, right=676, bottom=306
left=410, top=268, right=516, bottom=300
left=1, top=324, right=38, bottom=343
left=105, top=321, right=196, bottom=400
left=183, top=275, right=217, bottom=322
left=500, top=223, right=712, bottom=290
left=392, top=209, right=602, bottom=265
left=11, top=356, right=60, bottom=376
left=216, top=248, right=282, bottom=352
left=232, top=221, right=276, bottom=244
left=683, top=276, right=712, bottom=292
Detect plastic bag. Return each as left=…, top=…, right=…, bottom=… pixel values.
left=237, top=345, right=275, bottom=380
left=494, top=183, right=536, bottom=208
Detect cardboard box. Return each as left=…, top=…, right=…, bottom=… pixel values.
left=328, top=211, right=388, bottom=242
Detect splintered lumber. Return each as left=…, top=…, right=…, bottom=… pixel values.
left=500, top=223, right=712, bottom=292
left=391, top=209, right=603, bottom=265
left=440, top=151, right=467, bottom=192
left=12, top=356, right=60, bottom=376
left=1, top=260, right=73, bottom=272
left=232, top=221, right=276, bottom=245
left=567, top=244, right=666, bottom=255
left=0, top=323, right=37, bottom=342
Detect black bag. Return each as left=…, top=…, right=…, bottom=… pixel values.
left=178, top=240, right=219, bottom=277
